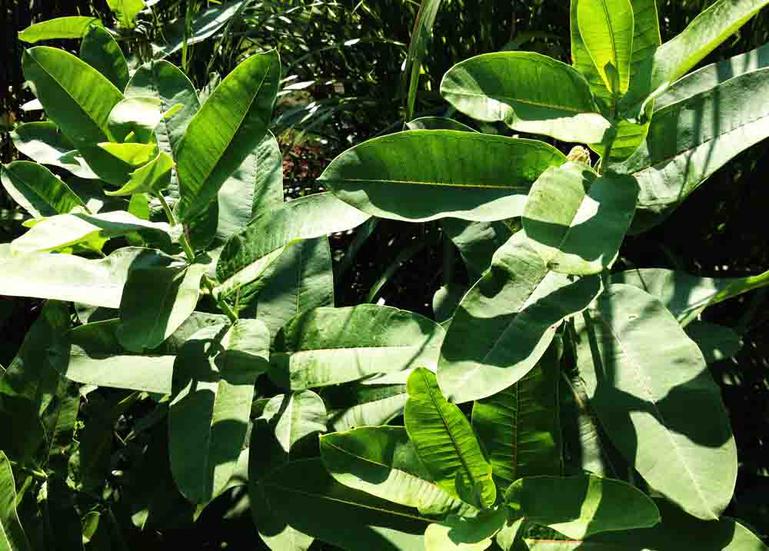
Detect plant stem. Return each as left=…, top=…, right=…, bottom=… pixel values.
left=203, top=275, right=239, bottom=323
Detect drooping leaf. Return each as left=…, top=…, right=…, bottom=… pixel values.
left=575, top=284, right=737, bottom=520
left=506, top=474, right=660, bottom=539
left=262, top=390, right=327, bottom=453
left=320, top=130, right=566, bottom=223
left=261, top=458, right=429, bottom=550
left=169, top=320, right=270, bottom=503
left=612, top=267, right=769, bottom=325
left=9, top=122, right=97, bottom=180
left=106, top=0, right=145, bottom=29
left=10, top=211, right=175, bottom=254
left=107, top=96, right=164, bottom=142
left=441, top=52, right=610, bottom=143
left=18, top=16, right=101, bottom=43
left=217, top=192, right=369, bottom=281
left=685, top=322, right=743, bottom=365
left=0, top=451, right=32, bottom=551
left=472, top=344, right=562, bottom=486
left=321, top=426, right=472, bottom=516
left=441, top=219, right=513, bottom=278
left=0, top=245, right=156, bottom=307
left=22, top=46, right=123, bottom=148
left=80, top=25, right=129, bottom=90
left=438, top=234, right=602, bottom=403
left=621, top=66, right=769, bottom=224
left=176, top=50, right=280, bottom=221
left=522, top=162, right=638, bottom=275
left=405, top=368, right=496, bottom=509
left=576, top=0, right=634, bottom=96
left=1, top=161, right=84, bottom=218
left=116, top=253, right=206, bottom=353
left=272, top=305, right=444, bottom=390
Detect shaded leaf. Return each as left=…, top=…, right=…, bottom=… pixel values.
left=262, top=390, right=327, bottom=453
left=80, top=25, right=129, bottom=90
left=1, top=161, right=84, bottom=218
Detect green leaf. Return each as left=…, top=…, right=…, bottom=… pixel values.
left=169, top=320, right=269, bottom=503
left=405, top=368, right=496, bottom=509
left=621, top=66, right=769, bottom=224
left=320, top=130, right=566, bottom=223
left=272, top=304, right=444, bottom=390
left=326, top=384, right=408, bottom=432
left=612, top=267, right=769, bottom=325
left=156, top=1, right=248, bottom=57
left=575, top=284, right=737, bottom=520
left=176, top=50, right=280, bottom=221
left=22, top=46, right=123, bottom=148
left=506, top=474, right=660, bottom=539
left=10, top=122, right=98, bottom=180
left=424, top=509, right=507, bottom=551
left=685, top=322, right=743, bottom=365
left=441, top=52, right=610, bottom=143
left=260, top=458, right=428, bottom=550
left=576, top=0, right=634, bottom=96
left=648, top=0, right=769, bottom=93
left=10, top=211, right=175, bottom=254
left=321, top=426, right=472, bottom=515
left=125, top=60, right=200, bottom=162
left=107, top=96, right=164, bottom=142
left=442, top=219, right=513, bottom=278
left=105, top=151, right=174, bottom=196
left=237, top=238, right=334, bottom=339
left=403, top=0, right=443, bottom=120
left=406, top=116, right=475, bottom=132
left=116, top=253, right=206, bottom=353
left=262, top=391, right=327, bottom=452
left=584, top=498, right=769, bottom=550
left=438, top=234, right=602, bottom=403
left=1, top=161, right=84, bottom=218
left=217, top=192, right=369, bottom=281
left=18, top=16, right=101, bottom=43
left=0, top=451, right=32, bottom=551
left=522, top=162, right=638, bottom=275
left=0, top=245, right=156, bottom=307
left=571, top=0, right=660, bottom=109
left=106, top=0, right=145, bottom=29
left=98, top=142, right=157, bottom=166
left=65, top=313, right=226, bottom=393
left=80, top=25, right=129, bottom=90
left=472, top=344, right=562, bottom=486
left=215, top=131, right=284, bottom=240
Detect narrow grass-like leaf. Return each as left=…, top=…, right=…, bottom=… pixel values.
left=0, top=451, right=31, bottom=551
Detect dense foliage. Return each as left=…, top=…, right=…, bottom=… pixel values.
left=2, top=0, right=769, bottom=549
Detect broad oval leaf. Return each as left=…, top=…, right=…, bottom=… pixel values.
left=575, top=284, right=737, bottom=520
left=262, top=390, right=327, bottom=453
left=105, top=151, right=174, bottom=196
left=0, top=451, right=31, bottom=551
left=406, top=116, right=475, bottom=132
left=405, top=368, right=496, bottom=509
left=18, top=16, right=100, bottom=43
left=424, top=509, right=507, bottom=551
left=321, top=426, right=472, bottom=516
left=9, top=122, right=97, bottom=180
left=216, top=192, right=369, bottom=281
left=438, top=234, right=602, bottom=404
left=576, top=0, right=634, bottom=95
left=260, top=458, right=428, bottom=551
left=176, top=50, right=280, bottom=221
left=116, top=253, right=206, bottom=353
left=325, top=383, right=408, bottom=432
left=522, top=162, right=638, bottom=275
left=1, top=161, right=84, bottom=218
left=0, top=245, right=156, bottom=308
left=506, top=474, right=660, bottom=539
left=441, top=52, right=610, bottom=143
left=107, top=0, right=145, bottom=29
left=442, top=218, right=513, bottom=278
left=22, top=46, right=123, bottom=148
left=170, top=320, right=270, bottom=503
left=471, top=344, right=562, bottom=486
left=271, top=304, right=445, bottom=390
left=80, top=25, right=129, bottom=90
left=685, top=321, right=743, bottom=365
left=320, top=130, right=566, bottom=223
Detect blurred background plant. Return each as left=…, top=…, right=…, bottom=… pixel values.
left=2, top=0, right=769, bottom=547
